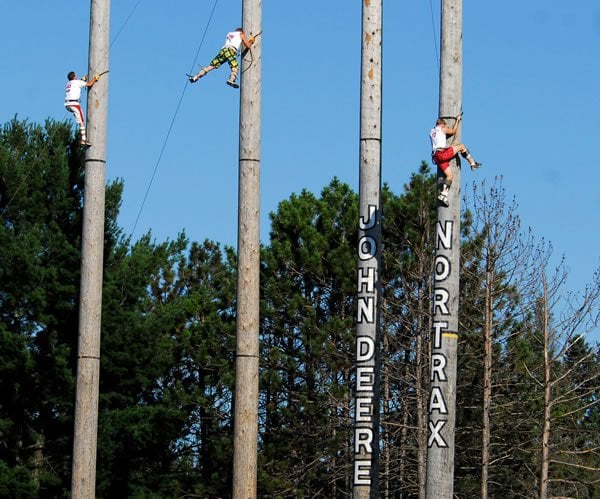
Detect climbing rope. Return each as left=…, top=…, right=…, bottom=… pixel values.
left=428, top=0, right=440, bottom=73
left=1, top=2, right=145, bottom=220
left=129, top=0, right=219, bottom=238
left=88, top=0, right=144, bottom=81
left=94, top=0, right=144, bottom=74
left=241, top=30, right=262, bottom=74
left=110, top=0, right=144, bottom=51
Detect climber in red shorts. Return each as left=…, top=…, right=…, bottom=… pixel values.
left=430, top=114, right=482, bottom=206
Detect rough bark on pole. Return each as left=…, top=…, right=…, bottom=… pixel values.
left=426, top=0, right=462, bottom=497
left=232, top=1, right=262, bottom=497
left=71, top=0, right=110, bottom=497
left=353, top=0, right=382, bottom=497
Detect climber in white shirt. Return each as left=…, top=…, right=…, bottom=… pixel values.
left=189, top=28, right=255, bottom=89
left=430, top=114, right=482, bottom=206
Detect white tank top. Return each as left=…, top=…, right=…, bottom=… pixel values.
left=223, top=31, right=242, bottom=51
left=429, top=125, right=447, bottom=151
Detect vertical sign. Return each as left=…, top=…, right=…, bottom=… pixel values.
left=426, top=220, right=459, bottom=497
left=354, top=206, right=381, bottom=495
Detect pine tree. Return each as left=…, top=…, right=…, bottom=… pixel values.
left=260, top=179, right=357, bottom=496
left=97, top=235, right=238, bottom=497
left=379, top=163, right=437, bottom=497
left=0, top=118, right=122, bottom=495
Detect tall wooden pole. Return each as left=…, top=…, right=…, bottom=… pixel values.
left=426, top=0, right=462, bottom=497
left=232, top=1, right=262, bottom=497
left=71, top=0, right=110, bottom=497
left=353, top=0, right=383, bottom=497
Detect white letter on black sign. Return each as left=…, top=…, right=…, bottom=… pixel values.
left=356, top=367, right=375, bottom=392
left=357, top=296, right=375, bottom=324
left=433, top=288, right=450, bottom=315
left=434, top=255, right=450, bottom=281
left=431, top=353, right=447, bottom=382
left=355, top=397, right=373, bottom=422
left=356, top=336, right=375, bottom=362
left=358, top=236, right=377, bottom=260
left=357, top=266, right=375, bottom=293
left=355, top=427, right=373, bottom=453
left=354, top=460, right=372, bottom=485
left=429, top=386, right=448, bottom=414
left=359, top=205, right=377, bottom=230
left=431, top=321, right=447, bottom=349
left=428, top=419, right=448, bottom=448
left=436, top=220, right=453, bottom=250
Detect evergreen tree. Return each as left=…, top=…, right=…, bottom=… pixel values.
left=0, top=118, right=122, bottom=495
left=551, top=335, right=600, bottom=497
left=2, top=116, right=599, bottom=497
left=259, top=179, right=357, bottom=496
left=379, top=163, right=437, bottom=497
left=96, top=235, right=237, bottom=497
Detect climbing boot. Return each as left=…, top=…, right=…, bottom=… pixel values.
left=189, top=69, right=207, bottom=83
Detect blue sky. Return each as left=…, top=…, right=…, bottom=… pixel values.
left=2, top=1, right=600, bottom=322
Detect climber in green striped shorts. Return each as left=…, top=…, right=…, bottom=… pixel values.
left=189, top=28, right=255, bottom=89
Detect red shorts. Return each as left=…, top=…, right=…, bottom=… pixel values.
left=432, top=147, right=456, bottom=172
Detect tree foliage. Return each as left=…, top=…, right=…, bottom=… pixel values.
left=0, top=118, right=598, bottom=497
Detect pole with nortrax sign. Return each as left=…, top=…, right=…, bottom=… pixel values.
left=426, top=0, right=462, bottom=497
left=353, top=0, right=382, bottom=497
